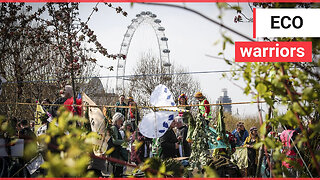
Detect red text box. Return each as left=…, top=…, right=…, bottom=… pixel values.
left=235, top=41, right=312, bottom=62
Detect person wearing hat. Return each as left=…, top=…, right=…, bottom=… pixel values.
left=194, top=92, right=212, bottom=121
left=243, top=126, right=260, bottom=177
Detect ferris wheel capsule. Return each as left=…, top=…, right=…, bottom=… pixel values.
left=158, top=27, right=165, bottom=31
left=154, top=19, right=161, bottom=23
left=161, top=37, right=168, bottom=41
left=163, top=49, right=170, bottom=53
left=163, top=62, right=171, bottom=67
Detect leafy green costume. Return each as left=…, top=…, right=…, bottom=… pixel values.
left=189, top=113, right=210, bottom=170
left=182, top=107, right=195, bottom=142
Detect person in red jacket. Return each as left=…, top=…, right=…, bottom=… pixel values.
left=63, top=85, right=82, bottom=116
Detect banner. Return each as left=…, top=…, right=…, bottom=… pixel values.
left=35, top=103, right=45, bottom=125
left=82, top=93, right=109, bottom=156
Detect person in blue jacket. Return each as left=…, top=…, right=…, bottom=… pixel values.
left=232, top=121, right=249, bottom=147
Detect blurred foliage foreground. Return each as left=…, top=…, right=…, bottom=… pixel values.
left=0, top=109, right=99, bottom=177
left=0, top=108, right=217, bottom=178
left=1, top=102, right=320, bottom=178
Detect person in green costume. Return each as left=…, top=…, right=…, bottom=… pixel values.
left=194, top=92, right=213, bottom=126
left=177, top=93, right=195, bottom=143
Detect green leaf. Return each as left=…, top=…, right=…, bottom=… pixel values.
left=292, top=102, right=304, bottom=115
left=264, top=137, right=276, bottom=148
left=214, top=39, right=221, bottom=46
left=259, top=122, right=267, bottom=136
left=256, top=83, right=267, bottom=95
left=302, top=87, right=316, bottom=101
left=204, top=166, right=219, bottom=177
left=253, top=142, right=263, bottom=149
left=159, top=163, right=166, bottom=174
left=224, top=36, right=234, bottom=45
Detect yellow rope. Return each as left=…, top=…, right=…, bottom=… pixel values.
left=157, top=108, right=189, bottom=112
left=0, top=101, right=266, bottom=110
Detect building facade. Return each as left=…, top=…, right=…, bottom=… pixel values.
left=216, top=88, right=232, bottom=114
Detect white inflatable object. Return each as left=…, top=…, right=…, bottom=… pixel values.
left=139, top=84, right=178, bottom=138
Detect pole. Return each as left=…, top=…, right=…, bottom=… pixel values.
left=66, top=4, right=77, bottom=113
left=257, top=97, right=274, bottom=177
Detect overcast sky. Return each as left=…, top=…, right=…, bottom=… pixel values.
left=72, top=2, right=273, bottom=117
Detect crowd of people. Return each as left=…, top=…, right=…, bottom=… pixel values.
left=0, top=85, right=305, bottom=178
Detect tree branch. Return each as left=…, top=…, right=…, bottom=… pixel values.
left=140, top=3, right=255, bottom=42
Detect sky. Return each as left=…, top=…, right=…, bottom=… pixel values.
left=29, top=2, right=270, bottom=117
left=73, top=2, right=271, bottom=117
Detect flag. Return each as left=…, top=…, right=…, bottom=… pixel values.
left=82, top=93, right=109, bottom=156
left=35, top=103, right=45, bottom=125
left=77, top=92, right=82, bottom=100
left=216, top=105, right=227, bottom=143
left=208, top=105, right=231, bottom=150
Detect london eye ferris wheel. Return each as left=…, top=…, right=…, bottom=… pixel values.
left=116, top=11, right=171, bottom=94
